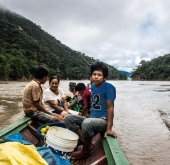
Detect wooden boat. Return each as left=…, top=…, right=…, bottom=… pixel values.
left=0, top=117, right=129, bottom=165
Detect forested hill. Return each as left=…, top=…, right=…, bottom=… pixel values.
left=131, top=54, right=170, bottom=81
left=0, top=8, right=126, bottom=80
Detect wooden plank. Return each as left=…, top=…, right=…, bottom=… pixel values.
left=27, top=123, right=45, bottom=146
left=20, top=127, right=40, bottom=145
left=90, top=155, right=107, bottom=165
left=102, top=136, right=129, bottom=165
left=85, top=133, right=107, bottom=165
left=0, top=117, right=31, bottom=143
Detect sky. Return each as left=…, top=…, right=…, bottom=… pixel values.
left=0, top=0, right=170, bottom=72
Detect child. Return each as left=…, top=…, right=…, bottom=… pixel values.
left=64, top=62, right=117, bottom=160
left=67, top=82, right=83, bottom=111
left=75, top=83, right=91, bottom=117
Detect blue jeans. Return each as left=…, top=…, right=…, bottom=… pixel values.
left=64, top=114, right=107, bottom=139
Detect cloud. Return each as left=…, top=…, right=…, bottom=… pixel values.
left=0, top=0, right=170, bottom=72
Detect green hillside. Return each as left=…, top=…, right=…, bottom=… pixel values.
left=131, top=54, right=170, bottom=81
left=0, top=8, right=126, bottom=80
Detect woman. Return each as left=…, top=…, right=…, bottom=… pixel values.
left=43, top=76, right=69, bottom=117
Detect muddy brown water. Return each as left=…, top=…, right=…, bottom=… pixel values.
left=0, top=80, right=170, bottom=165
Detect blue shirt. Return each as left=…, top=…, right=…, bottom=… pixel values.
left=90, top=82, right=116, bottom=118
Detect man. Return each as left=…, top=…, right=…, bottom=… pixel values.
left=22, top=65, right=63, bottom=123
left=64, top=62, right=117, bottom=160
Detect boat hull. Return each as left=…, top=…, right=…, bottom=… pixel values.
left=0, top=117, right=129, bottom=165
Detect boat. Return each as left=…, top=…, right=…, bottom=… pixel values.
left=0, top=116, right=129, bottom=165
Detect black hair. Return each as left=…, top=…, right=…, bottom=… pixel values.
left=49, top=76, right=60, bottom=84
left=69, top=82, right=76, bottom=92
left=35, top=66, right=49, bottom=79
left=90, top=62, right=108, bottom=78
left=75, top=83, right=86, bottom=91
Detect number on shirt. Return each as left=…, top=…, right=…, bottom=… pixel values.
left=91, top=94, right=101, bottom=110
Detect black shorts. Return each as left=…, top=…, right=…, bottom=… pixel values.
left=52, top=109, right=62, bottom=114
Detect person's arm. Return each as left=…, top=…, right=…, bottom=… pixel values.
left=104, top=100, right=117, bottom=138
left=61, top=97, right=69, bottom=113
left=46, top=100, right=64, bottom=112
left=68, top=101, right=76, bottom=109
left=33, top=100, right=53, bottom=116
left=80, top=92, right=89, bottom=117
left=81, top=104, right=88, bottom=116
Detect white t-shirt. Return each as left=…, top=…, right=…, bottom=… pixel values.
left=43, top=88, right=65, bottom=112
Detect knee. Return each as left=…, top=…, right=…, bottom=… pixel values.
left=63, top=114, right=72, bottom=124
left=82, top=120, right=94, bottom=139
left=82, top=119, right=91, bottom=129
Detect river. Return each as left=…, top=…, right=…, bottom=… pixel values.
left=0, top=80, right=170, bottom=165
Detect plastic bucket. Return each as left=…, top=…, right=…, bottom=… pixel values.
left=45, top=126, right=78, bottom=160
left=36, top=122, right=66, bottom=139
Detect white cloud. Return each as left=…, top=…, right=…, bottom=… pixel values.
left=0, top=0, right=170, bottom=72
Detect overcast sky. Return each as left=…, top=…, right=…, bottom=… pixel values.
left=1, top=0, right=170, bottom=72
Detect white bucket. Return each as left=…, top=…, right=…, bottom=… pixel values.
left=45, top=126, right=78, bottom=159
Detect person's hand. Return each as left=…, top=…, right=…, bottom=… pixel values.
left=104, top=130, right=117, bottom=138
left=55, top=114, right=64, bottom=122
left=50, top=112, right=55, bottom=116
left=80, top=113, right=89, bottom=118
left=63, top=109, right=70, bottom=114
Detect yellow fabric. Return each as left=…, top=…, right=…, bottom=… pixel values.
left=0, top=142, right=48, bottom=165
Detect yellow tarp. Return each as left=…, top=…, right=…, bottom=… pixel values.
left=0, top=142, right=48, bottom=165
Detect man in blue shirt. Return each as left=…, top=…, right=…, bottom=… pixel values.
left=64, top=62, right=117, bottom=160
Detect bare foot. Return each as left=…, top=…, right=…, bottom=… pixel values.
left=71, top=150, right=90, bottom=160
left=89, top=143, right=95, bottom=151
left=76, top=143, right=95, bottom=152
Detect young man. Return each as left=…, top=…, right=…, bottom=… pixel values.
left=64, top=62, right=117, bottom=160
left=22, top=66, right=63, bottom=123
left=75, top=83, right=91, bottom=117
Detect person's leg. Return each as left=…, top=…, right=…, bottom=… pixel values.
left=52, top=109, right=65, bottom=122
left=71, top=138, right=91, bottom=159
left=64, top=115, right=86, bottom=149
left=81, top=118, right=107, bottom=137
left=71, top=118, right=107, bottom=159
left=32, top=111, right=53, bottom=123
left=61, top=110, right=68, bottom=117
left=33, top=110, right=64, bottom=122
left=64, top=114, right=85, bottom=133
left=51, top=115, right=64, bottom=122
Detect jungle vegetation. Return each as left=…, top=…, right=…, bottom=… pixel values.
left=0, top=8, right=127, bottom=80
left=131, top=54, right=170, bottom=81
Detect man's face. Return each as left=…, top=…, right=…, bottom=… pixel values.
left=91, top=70, right=105, bottom=87
left=78, top=90, right=84, bottom=95
left=42, top=76, right=48, bottom=84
